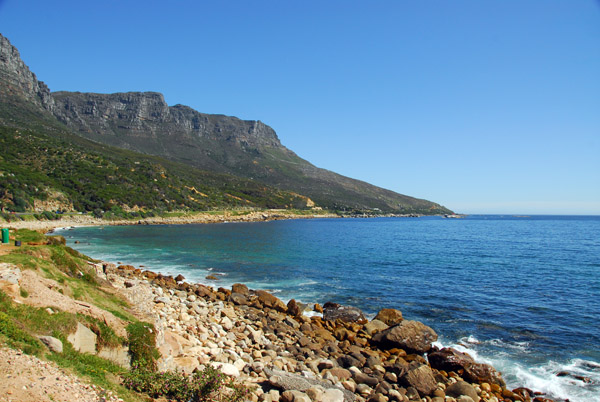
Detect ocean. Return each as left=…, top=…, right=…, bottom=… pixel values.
left=59, top=215, right=600, bottom=401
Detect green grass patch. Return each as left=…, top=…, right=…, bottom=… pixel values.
left=11, top=228, right=46, bottom=243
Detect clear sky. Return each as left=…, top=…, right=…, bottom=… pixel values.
left=1, top=1, right=598, bottom=214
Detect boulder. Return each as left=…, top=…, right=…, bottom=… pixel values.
left=265, top=368, right=356, bottom=402
left=211, top=362, right=240, bottom=377
left=232, top=283, right=249, bottom=295
left=230, top=292, right=248, bottom=305
left=364, top=319, right=388, bottom=336
left=287, top=299, right=302, bottom=317
left=401, top=364, right=437, bottom=397
left=445, top=381, right=480, bottom=402
left=371, top=320, right=437, bottom=354
left=67, top=322, right=97, bottom=354
left=257, top=290, right=288, bottom=313
left=374, top=308, right=403, bottom=326
left=38, top=335, right=63, bottom=353
left=98, top=345, right=130, bottom=369
left=428, top=347, right=505, bottom=386
left=323, top=302, right=366, bottom=323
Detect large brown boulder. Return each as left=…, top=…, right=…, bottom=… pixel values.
left=232, top=283, right=249, bottom=295
left=401, top=364, right=437, bottom=397
left=374, top=308, right=403, bottom=326
left=256, top=290, right=288, bottom=313
left=323, top=302, right=367, bottom=323
left=428, top=347, right=505, bottom=387
left=371, top=320, right=437, bottom=354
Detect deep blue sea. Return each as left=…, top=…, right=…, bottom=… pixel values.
left=59, top=215, right=600, bottom=401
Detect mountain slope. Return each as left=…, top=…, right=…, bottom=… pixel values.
left=0, top=33, right=451, bottom=214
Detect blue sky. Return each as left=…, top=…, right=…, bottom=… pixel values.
left=1, top=1, right=598, bottom=214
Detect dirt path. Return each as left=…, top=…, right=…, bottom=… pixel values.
left=0, top=346, right=122, bottom=402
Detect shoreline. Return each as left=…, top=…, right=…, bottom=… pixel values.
left=3, top=223, right=574, bottom=401
left=99, top=257, right=555, bottom=402
left=3, top=209, right=340, bottom=232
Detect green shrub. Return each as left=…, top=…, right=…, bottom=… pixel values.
left=126, top=322, right=160, bottom=369
left=122, top=364, right=251, bottom=402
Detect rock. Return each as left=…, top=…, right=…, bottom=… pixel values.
left=232, top=283, right=249, bottom=295
left=257, top=290, right=288, bottom=313
left=371, top=320, right=437, bottom=354
left=38, top=336, right=63, bottom=353
left=206, top=274, right=218, bottom=280
left=322, top=388, right=346, bottom=402
left=230, top=292, right=248, bottom=305
left=446, top=381, right=480, bottom=402
left=329, top=367, right=352, bottom=380
left=323, top=302, right=366, bottom=323
left=265, top=368, right=356, bottom=402
left=98, top=345, right=130, bottom=369
left=281, top=390, right=311, bottom=402
left=175, top=274, right=185, bottom=282
left=364, top=319, right=388, bottom=336
left=154, top=296, right=170, bottom=304
left=210, top=362, right=240, bottom=377
left=314, top=303, right=323, bottom=313
left=428, top=347, right=505, bottom=386
left=374, top=308, right=403, bottom=326
left=353, top=372, right=379, bottom=387
left=401, top=364, right=437, bottom=397
left=287, top=299, right=302, bottom=317
left=67, top=322, right=97, bottom=354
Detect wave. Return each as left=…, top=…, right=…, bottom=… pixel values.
left=435, top=336, right=600, bottom=402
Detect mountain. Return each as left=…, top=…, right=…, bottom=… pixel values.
left=0, top=33, right=451, bottom=214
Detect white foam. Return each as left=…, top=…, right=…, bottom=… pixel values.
left=435, top=335, right=600, bottom=402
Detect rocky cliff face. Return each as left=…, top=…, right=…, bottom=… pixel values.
left=52, top=91, right=282, bottom=150
left=0, top=34, right=55, bottom=112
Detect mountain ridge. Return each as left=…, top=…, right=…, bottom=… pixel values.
left=0, top=33, right=451, bottom=214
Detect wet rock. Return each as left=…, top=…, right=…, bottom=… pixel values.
left=401, top=364, right=437, bottom=397
left=374, top=308, right=403, bottom=326
left=323, top=302, right=366, bottom=323
left=428, top=347, right=505, bottom=386
left=371, top=320, right=437, bottom=354
left=446, top=381, right=480, bottom=402
left=175, top=274, right=185, bottom=282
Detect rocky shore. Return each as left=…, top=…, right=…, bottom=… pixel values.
left=99, top=262, right=556, bottom=402
left=4, top=210, right=338, bottom=232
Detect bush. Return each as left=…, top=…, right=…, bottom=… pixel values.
left=126, top=322, right=160, bottom=369
left=122, top=364, right=250, bottom=402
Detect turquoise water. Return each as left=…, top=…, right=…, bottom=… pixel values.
left=60, top=215, right=600, bottom=401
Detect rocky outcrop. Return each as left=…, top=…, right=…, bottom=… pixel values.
left=428, top=347, right=506, bottom=387
left=0, top=34, right=55, bottom=112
